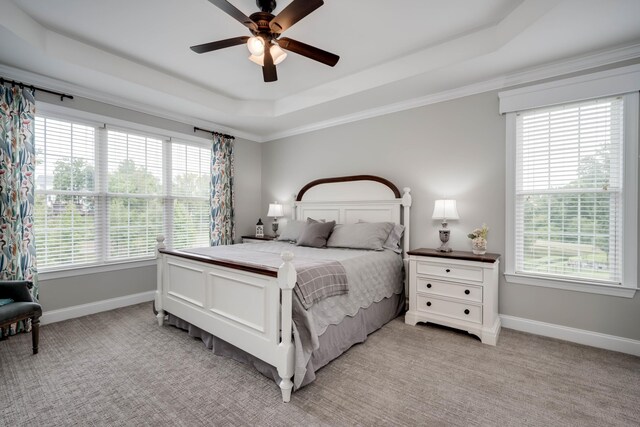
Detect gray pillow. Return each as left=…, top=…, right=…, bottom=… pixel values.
left=327, top=222, right=394, bottom=251
left=296, top=219, right=336, bottom=248
left=277, top=220, right=306, bottom=242
left=382, top=223, right=405, bottom=254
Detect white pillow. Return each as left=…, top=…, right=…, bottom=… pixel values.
left=382, top=223, right=405, bottom=254
left=356, top=220, right=404, bottom=253
left=327, top=222, right=394, bottom=251
left=276, top=220, right=306, bottom=242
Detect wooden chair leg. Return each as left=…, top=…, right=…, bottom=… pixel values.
left=32, top=318, right=40, bottom=354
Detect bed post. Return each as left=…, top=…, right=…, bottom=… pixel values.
left=291, top=193, right=297, bottom=220
left=402, top=188, right=412, bottom=306
left=277, top=251, right=296, bottom=403
left=155, top=235, right=166, bottom=326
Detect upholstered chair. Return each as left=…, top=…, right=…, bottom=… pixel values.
left=0, top=281, right=42, bottom=354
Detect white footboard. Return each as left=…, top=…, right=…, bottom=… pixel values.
left=155, top=236, right=296, bottom=402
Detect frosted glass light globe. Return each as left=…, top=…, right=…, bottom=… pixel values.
left=247, top=37, right=265, bottom=56
left=270, top=44, right=287, bottom=65
left=248, top=54, right=264, bottom=66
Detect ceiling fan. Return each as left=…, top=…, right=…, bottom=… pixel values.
left=190, top=0, right=340, bottom=83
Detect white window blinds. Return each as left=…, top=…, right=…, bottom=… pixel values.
left=34, top=117, right=99, bottom=268
left=106, top=130, right=164, bottom=260
left=34, top=114, right=213, bottom=270
left=170, top=142, right=210, bottom=249
left=515, top=97, right=623, bottom=284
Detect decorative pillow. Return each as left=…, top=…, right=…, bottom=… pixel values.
left=277, top=220, right=306, bottom=242
left=382, top=223, right=405, bottom=254
left=307, top=217, right=326, bottom=222
left=296, top=219, right=336, bottom=248
left=327, top=222, right=394, bottom=251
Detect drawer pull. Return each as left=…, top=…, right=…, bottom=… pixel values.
left=445, top=269, right=451, bottom=273
left=464, top=309, right=470, bottom=315
left=426, top=301, right=432, bottom=307
left=464, top=289, right=470, bottom=295
left=426, top=283, right=432, bottom=288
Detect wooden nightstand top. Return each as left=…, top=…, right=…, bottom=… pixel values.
left=241, top=235, right=276, bottom=241
left=407, top=248, right=500, bottom=263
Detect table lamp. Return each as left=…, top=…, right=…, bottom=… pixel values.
left=432, top=199, right=459, bottom=252
left=267, top=201, right=284, bottom=237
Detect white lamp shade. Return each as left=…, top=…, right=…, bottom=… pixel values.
left=249, top=54, right=264, bottom=66
left=432, top=199, right=459, bottom=220
left=270, top=44, right=287, bottom=65
left=267, top=202, right=284, bottom=218
left=247, top=36, right=265, bottom=55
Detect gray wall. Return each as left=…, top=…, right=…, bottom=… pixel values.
left=36, top=94, right=262, bottom=312
left=261, top=90, right=640, bottom=341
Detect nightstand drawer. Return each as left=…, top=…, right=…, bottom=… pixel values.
left=416, top=295, right=482, bottom=324
left=416, top=277, right=482, bottom=303
left=416, top=261, right=483, bottom=283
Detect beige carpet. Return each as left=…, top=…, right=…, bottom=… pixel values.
left=1, top=303, right=638, bottom=426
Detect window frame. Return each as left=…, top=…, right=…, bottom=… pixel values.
left=502, top=67, right=639, bottom=298
left=34, top=102, right=212, bottom=280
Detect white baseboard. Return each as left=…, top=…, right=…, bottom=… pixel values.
left=41, top=291, right=155, bottom=325
left=500, top=314, right=640, bottom=357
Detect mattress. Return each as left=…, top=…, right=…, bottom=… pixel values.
left=169, top=241, right=405, bottom=389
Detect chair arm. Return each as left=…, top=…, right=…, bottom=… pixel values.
left=0, top=281, right=35, bottom=302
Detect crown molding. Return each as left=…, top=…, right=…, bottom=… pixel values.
left=0, top=63, right=263, bottom=142
left=262, top=42, right=640, bottom=142
left=3, top=42, right=639, bottom=144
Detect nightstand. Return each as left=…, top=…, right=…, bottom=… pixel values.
left=242, top=235, right=277, bottom=243
left=405, top=248, right=501, bottom=345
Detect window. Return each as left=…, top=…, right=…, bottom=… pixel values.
left=501, top=65, right=639, bottom=297
left=515, top=97, right=623, bottom=283
left=106, top=129, right=164, bottom=260
left=34, top=117, right=99, bottom=268
left=170, top=142, right=210, bottom=250
left=34, top=114, right=211, bottom=271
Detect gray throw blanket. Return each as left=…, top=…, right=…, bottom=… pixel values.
left=294, top=260, right=348, bottom=309
left=182, top=246, right=348, bottom=309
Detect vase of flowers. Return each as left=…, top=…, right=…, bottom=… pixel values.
left=468, top=224, right=489, bottom=255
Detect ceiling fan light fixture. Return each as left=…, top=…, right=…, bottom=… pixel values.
left=190, top=0, right=340, bottom=83
left=247, top=36, right=265, bottom=55
left=270, top=44, right=287, bottom=65
left=248, top=53, right=264, bottom=66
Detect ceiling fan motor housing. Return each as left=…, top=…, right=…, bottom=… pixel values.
left=249, top=11, right=278, bottom=40
left=257, top=0, right=277, bottom=13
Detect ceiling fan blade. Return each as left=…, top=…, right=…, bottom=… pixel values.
left=207, top=0, right=257, bottom=31
left=276, top=37, right=339, bottom=67
left=262, top=45, right=277, bottom=82
left=269, top=0, right=324, bottom=33
left=190, top=36, right=249, bottom=54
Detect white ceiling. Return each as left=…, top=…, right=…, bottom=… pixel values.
left=1, top=0, right=639, bottom=141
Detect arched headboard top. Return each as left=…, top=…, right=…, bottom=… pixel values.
left=296, top=175, right=401, bottom=202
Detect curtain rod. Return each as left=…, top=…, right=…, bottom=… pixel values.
left=0, top=76, right=73, bottom=101
left=194, top=126, right=235, bottom=140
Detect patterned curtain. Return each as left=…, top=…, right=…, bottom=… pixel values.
left=210, top=134, right=234, bottom=246
left=0, top=85, right=38, bottom=336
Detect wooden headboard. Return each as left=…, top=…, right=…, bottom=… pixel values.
left=293, top=174, right=412, bottom=261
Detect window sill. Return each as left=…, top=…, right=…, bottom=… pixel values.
left=39, top=258, right=157, bottom=281
left=504, top=273, right=638, bottom=298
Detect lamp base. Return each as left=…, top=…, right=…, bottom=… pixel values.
left=271, top=220, right=279, bottom=237
left=437, top=228, right=452, bottom=252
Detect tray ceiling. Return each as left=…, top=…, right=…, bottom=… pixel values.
left=1, top=0, right=639, bottom=141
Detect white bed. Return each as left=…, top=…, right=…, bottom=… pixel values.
left=154, top=175, right=412, bottom=402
